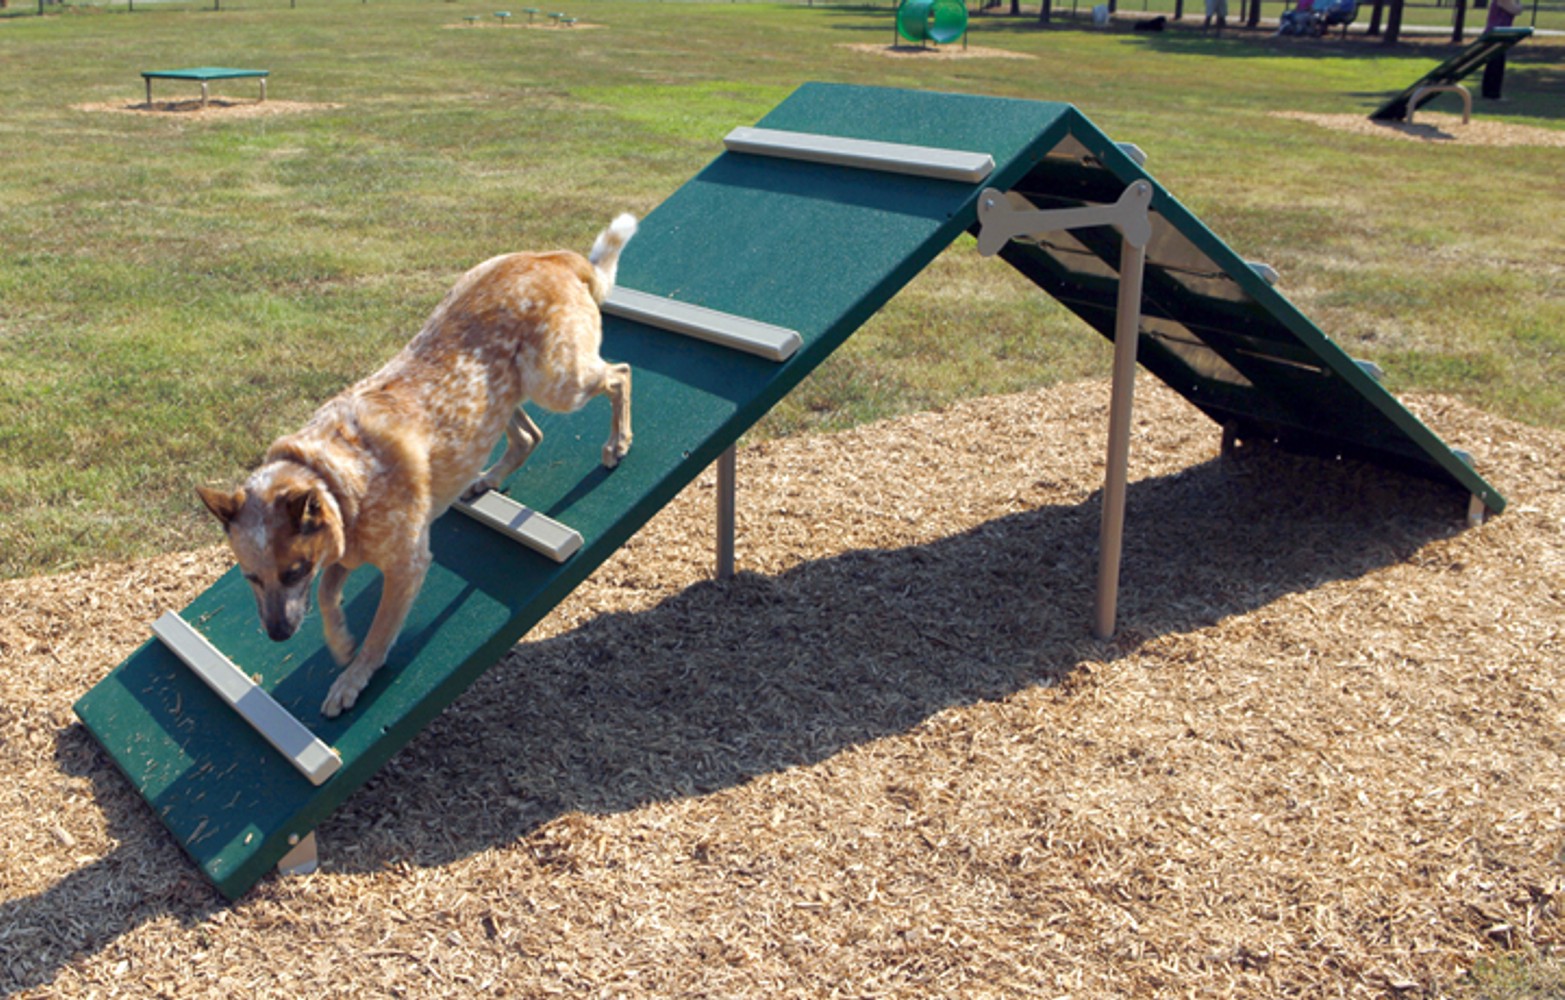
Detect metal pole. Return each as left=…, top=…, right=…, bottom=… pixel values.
left=716, top=445, right=736, bottom=581
left=971, top=178, right=1151, bottom=640
left=1093, top=236, right=1147, bottom=640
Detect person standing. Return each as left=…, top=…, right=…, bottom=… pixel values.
left=1482, top=0, right=1523, bottom=99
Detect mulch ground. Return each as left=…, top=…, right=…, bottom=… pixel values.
left=74, top=100, right=344, bottom=120
left=843, top=42, right=1037, bottom=60
left=1272, top=109, right=1565, bottom=147
left=442, top=20, right=605, bottom=30
left=2, top=377, right=1561, bottom=998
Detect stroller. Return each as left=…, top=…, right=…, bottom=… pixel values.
left=1277, top=0, right=1356, bottom=36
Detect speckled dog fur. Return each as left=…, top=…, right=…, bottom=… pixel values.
left=198, top=215, right=636, bottom=717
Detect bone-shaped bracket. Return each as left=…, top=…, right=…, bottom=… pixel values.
left=975, top=180, right=1154, bottom=258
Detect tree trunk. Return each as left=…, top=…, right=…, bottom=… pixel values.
left=1450, top=0, right=1467, bottom=41
left=1039, top=0, right=1052, bottom=22
left=1382, top=0, right=1404, bottom=43
left=1247, top=0, right=1262, bottom=28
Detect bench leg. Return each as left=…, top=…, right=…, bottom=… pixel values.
left=200, top=81, right=209, bottom=108
left=259, top=78, right=267, bottom=103
left=145, top=78, right=152, bottom=108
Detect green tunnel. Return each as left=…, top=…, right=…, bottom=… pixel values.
left=896, top=0, right=968, bottom=44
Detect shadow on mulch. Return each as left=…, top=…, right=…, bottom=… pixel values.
left=10, top=441, right=1464, bottom=992
left=326, top=444, right=1465, bottom=871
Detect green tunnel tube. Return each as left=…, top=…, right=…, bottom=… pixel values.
left=896, top=0, right=968, bottom=44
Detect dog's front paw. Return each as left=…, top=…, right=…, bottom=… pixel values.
left=461, top=475, right=497, bottom=503
left=601, top=436, right=631, bottom=469
left=322, top=663, right=374, bottom=718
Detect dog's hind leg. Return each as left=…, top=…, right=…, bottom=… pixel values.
left=598, top=361, right=631, bottom=468
left=318, top=562, right=355, bottom=666
left=530, top=353, right=633, bottom=469
left=321, top=532, right=433, bottom=717
left=530, top=295, right=633, bottom=468
left=463, top=406, right=543, bottom=500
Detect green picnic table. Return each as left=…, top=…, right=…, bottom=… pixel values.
left=141, top=67, right=269, bottom=108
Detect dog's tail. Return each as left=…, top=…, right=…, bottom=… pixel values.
left=586, top=213, right=638, bottom=304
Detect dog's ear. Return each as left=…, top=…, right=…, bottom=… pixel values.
left=287, top=488, right=346, bottom=564
left=284, top=489, right=318, bottom=534
left=196, top=486, right=245, bottom=528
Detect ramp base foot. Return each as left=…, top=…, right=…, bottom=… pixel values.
left=277, top=832, right=319, bottom=877
left=1467, top=493, right=1487, bottom=528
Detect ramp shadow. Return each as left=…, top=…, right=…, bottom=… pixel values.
left=321, top=443, right=1468, bottom=873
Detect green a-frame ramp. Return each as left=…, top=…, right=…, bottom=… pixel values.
left=75, top=83, right=1504, bottom=899
left=1369, top=27, right=1533, bottom=122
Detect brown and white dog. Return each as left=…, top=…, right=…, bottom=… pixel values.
left=198, top=215, right=636, bottom=717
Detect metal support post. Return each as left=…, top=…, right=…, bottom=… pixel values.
left=976, top=180, right=1153, bottom=641
left=716, top=445, right=737, bottom=580
left=1093, top=236, right=1148, bottom=640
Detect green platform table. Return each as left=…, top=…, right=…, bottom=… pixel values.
left=141, top=67, right=269, bottom=108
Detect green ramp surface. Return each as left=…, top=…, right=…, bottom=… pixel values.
left=1369, top=27, right=1533, bottom=120
left=75, top=83, right=1502, bottom=899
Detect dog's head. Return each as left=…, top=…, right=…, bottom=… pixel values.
left=197, top=464, right=346, bottom=642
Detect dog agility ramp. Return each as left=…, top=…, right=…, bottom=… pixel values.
left=75, top=83, right=1502, bottom=899
left=1369, top=27, right=1533, bottom=121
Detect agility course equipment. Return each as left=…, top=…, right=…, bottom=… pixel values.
left=140, top=66, right=268, bottom=108
left=1369, top=27, right=1532, bottom=123
left=894, top=0, right=968, bottom=46
left=75, top=83, right=1503, bottom=899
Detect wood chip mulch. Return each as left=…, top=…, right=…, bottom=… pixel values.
left=73, top=100, right=345, bottom=120
left=2, top=377, right=1561, bottom=998
left=1272, top=109, right=1565, bottom=147
left=442, top=20, right=605, bottom=30
left=843, top=42, right=1036, bottom=60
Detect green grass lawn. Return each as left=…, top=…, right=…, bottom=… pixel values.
left=0, top=0, right=1560, bottom=587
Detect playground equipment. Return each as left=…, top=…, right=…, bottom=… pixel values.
left=1370, top=27, right=1532, bottom=123
left=894, top=0, right=968, bottom=47
left=140, top=67, right=268, bottom=109
left=76, top=83, right=1503, bottom=899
